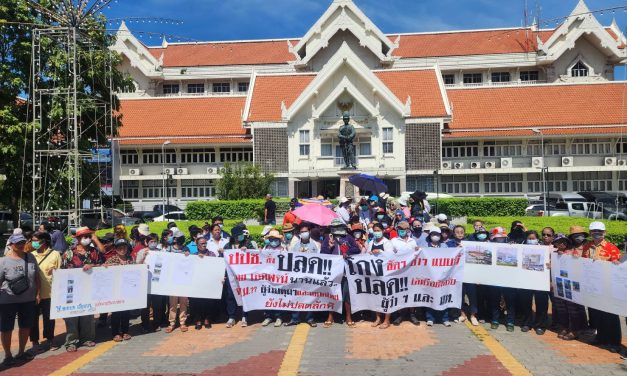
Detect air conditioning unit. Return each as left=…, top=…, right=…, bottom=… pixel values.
left=500, top=158, right=513, bottom=168
left=618, top=160, right=627, bottom=166
left=219, top=167, right=227, bottom=173
left=176, top=168, right=189, bottom=175
left=485, top=161, right=496, bottom=169
left=604, top=157, right=617, bottom=166
left=206, top=167, right=215, bottom=174
left=128, top=168, right=142, bottom=176
left=454, top=162, right=465, bottom=169
left=163, top=168, right=177, bottom=175
left=531, top=157, right=544, bottom=168
left=470, top=161, right=481, bottom=169
left=561, top=156, right=574, bottom=167
left=441, top=161, right=452, bottom=170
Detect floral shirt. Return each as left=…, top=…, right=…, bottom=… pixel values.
left=104, top=255, right=133, bottom=266
left=582, top=240, right=621, bottom=262
left=62, top=246, right=103, bottom=269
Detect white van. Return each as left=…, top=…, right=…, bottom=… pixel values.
left=539, top=192, right=586, bottom=205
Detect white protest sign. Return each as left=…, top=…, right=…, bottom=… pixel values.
left=225, top=249, right=345, bottom=313
left=345, top=247, right=465, bottom=314
left=551, top=253, right=627, bottom=316
left=50, top=264, right=147, bottom=319
left=462, top=242, right=550, bottom=291
left=145, top=251, right=225, bottom=299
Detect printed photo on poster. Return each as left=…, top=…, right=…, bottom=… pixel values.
left=572, top=281, right=580, bottom=292
left=556, top=277, right=564, bottom=297
left=564, top=279, right=572, bottom=299
left=522, top=249, right=545, bottom=272
left=496, top=247, right=518, bottom=267
left=465, top=244, right=492, bottom=265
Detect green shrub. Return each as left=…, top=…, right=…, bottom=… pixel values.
left=185, top=199, right=291, bottom=221
left=216, top=162, right=274, bottom=200
left=431, top=198, right=528, bottom=217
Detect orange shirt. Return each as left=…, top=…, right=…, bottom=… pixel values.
left=582, top=240, right=621, bottom=262
left=282, top=210, right=302, bottom=226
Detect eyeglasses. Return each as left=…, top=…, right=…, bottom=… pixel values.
left=542, top=233, right=554, bottom=237
left=198, top=242, right=207, bottom=246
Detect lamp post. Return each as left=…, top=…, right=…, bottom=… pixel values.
left=161, top=140, right=171, bottom=214
left=532, top=129, right=547, bottom=215
left=433, top=169, right=440, bottom=215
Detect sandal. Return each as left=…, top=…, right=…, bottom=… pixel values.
left=180, top=325, right=189, bottom=332
left=113, top=335, right=123, bottom=342
left=66, top=345, right=77, bottom=353
left=557, top=330, right=568, bottom=339
left=371, top=319, right=382, bottom=328
left=14, top=352, right=34, bottom=362
left=379, top=323, right=390, bottom=330
left=2, top=356, right=16, bottom=366
left=83, top=341, right=96, bottom=347
left=323, top=321, right=333, bottom=328
left=122, top=334, right=132, bottom=341
left=563, top=332, right=577, bottom=341
left=165, top=326, right=175, bottom=333
left=346, top=321, right=356, bottom=328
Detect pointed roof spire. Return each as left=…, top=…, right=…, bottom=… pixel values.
left=161, top=36, right=168, bottom=48
left=118, top=20, right=129, bottom=32
left=572, top=0, right=590, bottom=15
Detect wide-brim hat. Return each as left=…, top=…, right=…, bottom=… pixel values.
left=410, top=190, right=427, bottom=200
left=282, top=223, right=295, bottom=233
left=265, top=229, right=283, bottom=240
left=568, top=225, right=589, bottom=237
left=552, top=234, right=572, bottom=248
left=75, top=227, right=94, bottom=238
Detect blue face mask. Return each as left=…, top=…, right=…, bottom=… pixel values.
left=167, top=236, right=174, bottom=245
left=237, top=234, right=246, bottom=243
left=373, top=231, right=383, bottom=239
left=31, top=241, right=41, bottom=250
left=382, top=222, right=388, bottom=229
left=264, top=239, right=270, bottom=246
left=377, top=215, right=385, bottom=220
left=285, top=233, right=293, bottom=241
left=527, top=239, right=539, bottom=245
left=476, top=233, right=488, bottom=241
left=269, top=239, right=281, bottom=248
left=398, top=230, right=407, bottom=238
left=360, top=205, right=368, bottom=211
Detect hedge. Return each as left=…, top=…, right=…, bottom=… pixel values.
left=430, top=198, right=528, bottom=217
left=185, top=199, right=291, bottom=221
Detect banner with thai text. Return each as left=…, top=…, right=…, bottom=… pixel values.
left=345, top=247, right=464, bottom=314
left=145, top=252, right=225, bottom=299
left=50, top=264, right=148, bottom=319
left=225, top=249, right=345, bottom=313
left=551, top=253, right=627, bottom=316
left=462, top=242, right=551, bottom=291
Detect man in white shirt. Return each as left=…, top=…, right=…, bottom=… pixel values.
left=392, top=221, right=419, bottom=254
left=285, top=224, right=319, bottom=327
left=336, top=197, right=351, bottom=224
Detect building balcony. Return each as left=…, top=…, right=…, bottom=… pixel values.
left=444, top=80, right=546, bottom=89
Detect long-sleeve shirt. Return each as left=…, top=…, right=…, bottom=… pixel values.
left=367, top=238, right=395, bottom=255
left=321, top=235, right=361, bottom=256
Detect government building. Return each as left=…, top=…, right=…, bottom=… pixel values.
left=111, top=0, right=627, bottom=209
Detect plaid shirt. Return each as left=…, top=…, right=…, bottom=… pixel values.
left=582, top=240, right=621, bottom=262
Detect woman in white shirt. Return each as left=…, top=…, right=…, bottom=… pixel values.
left=206, top=224, right=229, bottom=257
left=366, top=223, right=394, bottom=329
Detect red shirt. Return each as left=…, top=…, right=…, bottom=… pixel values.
left=62, top=246, right=103, bottom=269
left=282, top=210, right=302, bottom=226
left=582, top=240, right=621, bottom=262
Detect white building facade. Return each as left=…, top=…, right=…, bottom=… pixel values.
left=111, top=0, right=627, bottom=209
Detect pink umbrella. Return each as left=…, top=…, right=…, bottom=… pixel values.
left=292, top=203, right=338, bottom=226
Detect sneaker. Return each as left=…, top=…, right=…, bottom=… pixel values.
left=261, top=318, right=273, bottom=327
left=459, top=315, right=467, bottom=323
left=491, top=322, right=499, bottom=330
left=409, top=315, right=421, bottom=326
left=443, top=321, right=452, bottom=327
left=274, top=318, right=283, bottom=327
left=392, top=316, right=403, bottom=326
left=284, top=321, right=299, bottom=327
left=506, top=324, right=515, bottom=332
left=241, top=318, right=248, bottom=328
left=479, top=319, right=486, bottom=324
left=426, top=321, right=434, bottom=327
left=535, top=328, right=545, bottom=335
left=470, top=316, right=479, bottom=326
left=521, top=326, right=530, bottom=333
left=226, top=318, right=236, bottom=328
left=453, top=319, right=460, bottom=324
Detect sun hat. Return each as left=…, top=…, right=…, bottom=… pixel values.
left=138, top=223, right=150, bottom=236
left=260, top=225, right=274, bottom=237
left=330, top=218, right=345, bottom=227
left=429, top=227, right=442, bottom=234
left=552, top=234, right=572, bottom=248
left=339, top=197, right=349, bottom=204
left=265, top=229, right=283, bottom=240
left=75, top=227, right=94, bottom=238
left=490, top=227, right=508, bottom=239
left=568, top=225, right=589, bottom=237
left=282, top=223, right=295, bottom=233
left=589, top=222, right=606, bottom=231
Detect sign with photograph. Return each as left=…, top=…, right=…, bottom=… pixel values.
left=50, top=264, right=148, bottom=319
left=462, top=242, right=550, bottom=291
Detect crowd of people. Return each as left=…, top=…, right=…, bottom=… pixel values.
left=0, top=191, right=626, bottom=367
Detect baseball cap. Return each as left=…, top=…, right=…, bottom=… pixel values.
left=339, top=197, right=349, bottom=204
left=589, top=222, right=606, bottom=231
left=436, top=214, right=448, bottom=222
left=429, top=227, right=442, bottom=234
left=114, top=238, right=128, bottom=247
left=138, top=223, right=150, bottom=236
left=7, top=233, right=27, bottom=245
left=172, top=229, right=185, bottom=238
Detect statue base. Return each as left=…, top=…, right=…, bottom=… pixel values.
left=337, top=170, right=361, bottom=201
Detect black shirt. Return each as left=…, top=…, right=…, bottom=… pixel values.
left=265, top=200, right=276, bottom=220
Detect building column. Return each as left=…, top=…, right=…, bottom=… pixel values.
left=288, top=178, right=296, bottom=198
left=311, top=179, right=318, bottom=197
left=398, top=175, right=407, bottom=194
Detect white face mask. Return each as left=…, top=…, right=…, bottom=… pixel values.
left=80, top=238, right=91, bottom=246
left=430, top=235, right=441, bottom=243
left=527, top=239, right=539, bottom=245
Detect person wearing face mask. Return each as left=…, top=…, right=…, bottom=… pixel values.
left=467, top=225, right=490, bottom=324
left=426, top=227, right=446, bottom=248
left=517, top=230, right=549, bottom=335
left=411, top=219, right=428, bottom=247
left=439, top=225, right=452, bottom=244
left=61, top=227, right=104, bottom=352
left=165, top=229, right=191, bottom=334
left=322, top=219, right=361, bottom=328
left=367, top=223, right=395, bottom=329
left=349, top=223, right=367, bottom=253
left=392, top=210, right=406, bottom=228
left=283, top=198, right=302, bottom=227
left=409, top=191, right=431, bottom=222
left=487, top=227, right=516, bottom=332
left=582, top=222, right=623, bottom=353
left=382, top=218, right=398, bottom=240
left=190, top=237, right=218, bottom=331
left=224, top=224, right=257, bottom=328
left=260, top=230, right=287, bottom=328
left=358, top=198, right=372, bottom=226
left=390, top=221, right=423, bottom=327
left=282, top=223, right=297, bottom=248
left=424, top=227, right=452, bottom=327
left=446, top=226, right=476, bottom=325
left=285, top=224, right=319, bottom=327
left=104, top=239, right=134, bottom=342
left=158, top=229, right=174, bottom=252
left=29, top=231, right=60, bottom=351
left=137, top=233, right=167, bottom=333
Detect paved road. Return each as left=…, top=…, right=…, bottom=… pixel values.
left=2, top=314, right=626, bottom=376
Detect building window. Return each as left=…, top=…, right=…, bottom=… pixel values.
left=441, top=175, right=480, bottom=194
left=527, top=172, right=568, bottom=193
left=617, top=142, right=627, bottom=154
left=320, top=139, right=333, bottom=157
left=219, top=147, right=252, bottom=162
left=520, top=71, right=539, bottom=81
left=491, top=72, right=511, bottom=83
left=359, top=139, right=372, bottom=156
left=443, top=74, right=455, bottom=85
left=382, top=128, right=394, bottom=154
left=571, top=61, right=589, bottom=77
left=238, top=82, right=249, bottom=92
left=270, top=178, right=289, bottom=197
left=120, top=150, right=138, bottom=165
left=299, top=130, right=310, bottom=156
left=187, top=83, right=204, bottom=94
left=142, top=149, right=176, bottom=165
left=180, top=148, right=216, bottom=164
left=442, top=142, right=479, bottom=158
left=571, top=138, right=612, bottom=155
left=572, top=171, right=612, bottom=191
left=483, top=141, right=522, bottom=157
left=162, top=84, right=179, bottom=95
left=463, top=73, right=483, bottom=84
left=181, top=179, right=215, bottom=199
left=484, top=174, right=523, bottom=194
left=213, top=82, right=230, bottom=93
left=141, top=180, right=174, bottom=199
left=121, top=181, right=139, bottom=199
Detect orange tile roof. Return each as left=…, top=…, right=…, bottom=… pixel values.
left=445, top=127, right=627, bottom=139
left=118, top=137, right=250, bottom=145
left=446, top=83, right=627, bottom=130
left=117, top=97, right=247, bottom=139
left=147, top=40, right=296, bottom=67
left=375, top=70, right=448, bottom=118
left=246, top=74, right=316, bottom=122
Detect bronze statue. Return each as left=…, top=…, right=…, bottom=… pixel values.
left=338, top=111, right=357, bottom=169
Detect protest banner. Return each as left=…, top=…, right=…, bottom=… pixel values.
left=225, top=249, right=345, bottom=313
left=50, top=264, right=147, bottom=319
left=551, top=253, right=627, bottom=316
left=145, top=252, right=226, bottom=299
left=345, top=248, right=464, bottom=314
left=462, top=242, right=550, bottom=291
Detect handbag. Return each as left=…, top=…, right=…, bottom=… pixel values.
left=7, top=255, right=30, bottom=295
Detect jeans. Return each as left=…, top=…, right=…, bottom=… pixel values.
left=291, top=311, right=314, bottom=323
left=489, top=286, right=516, bottom=325
left=462, top=283, right=478, bottom=315
left=226, top=281, right=248, bottom=320
left=30, top=298, right=55, bottom=343
left=64, top=315, right=95, bottom=348
left=111, top=310, right=130, bottom=336
left=425, top=308, right=449, bottom=323
left=518, top=289, right=549, bottom=329
left=264, top=311, right=284, bottom=320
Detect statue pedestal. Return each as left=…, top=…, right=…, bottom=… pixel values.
left=338, top=170, right=360, bottom=200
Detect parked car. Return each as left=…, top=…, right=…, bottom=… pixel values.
left=539, top=192, right=587, bottom=205
left=129, top=204, right=182, bottom=222
left=525, top=204, right=556, bottom=217
left=0, top=212, right=34, bottom=235
left=549, top=201, right=602, bottom=218
left=81, top=209, right=142, bottom=229
left=577, top=191, right=626, bottom=220
left=153, top=211, right=187, bottom=222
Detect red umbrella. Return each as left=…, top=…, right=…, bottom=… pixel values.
left=291, top=203, right=338, bottom=226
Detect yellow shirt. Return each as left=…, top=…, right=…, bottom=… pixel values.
left=32, top=248, right=62, bottom=299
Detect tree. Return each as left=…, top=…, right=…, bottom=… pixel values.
left=216, top=162, right=275, bottom=200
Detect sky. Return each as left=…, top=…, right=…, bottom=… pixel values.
left=102, top=0, right=627, bottom=78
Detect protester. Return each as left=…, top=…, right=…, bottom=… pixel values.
left=435, top=214, right=453, bottom=230
left=224, top=224, right=256, bottom=328
left=0, top=232, right=40, bottom=366
left=29, top=231, right=62, bottom=350
left=426, top=227, right=446, bottom=248
left=104, top=239, right=134, bottom=342
left=261, top=230, right=287, bottom=327
left=349, top=223, right=367, bottom=253
left=518, top=230, right=549, bottom=335
left=488, top=227, right=516, bottom=332
left=206, top=223, right=229, bottom=257
left=264, top=194, right=276, bottom=225
left=336, top=197, right=351, bottom=224
left=211, top=216, right=231, bottom=240
left=282, top=223, right=297, bottom=249
left=166, top=230, right=190, bottom=333
left=190, top=237, right=218, bottom=330
left=136, top=233, right=167, bottom=332
left=283, top=198, right=302, bottom=226
left=286, top=224, right=319, bottom=327
left=158, top=229, right=174, bottom=252
left=358, top=198, right=372, bottom=226
left=424, top=226, right=452, bottom=327
left=409, top=191, right=430, bottom=222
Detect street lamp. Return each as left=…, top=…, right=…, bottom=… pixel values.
left=531, top=129, right=547, bottom=215
left=161, top=140, right=171, bottom=214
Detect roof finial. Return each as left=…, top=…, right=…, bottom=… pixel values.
left=161, top=36, right=168, bottom=48
left=572, top=0, right=590, bottom=15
